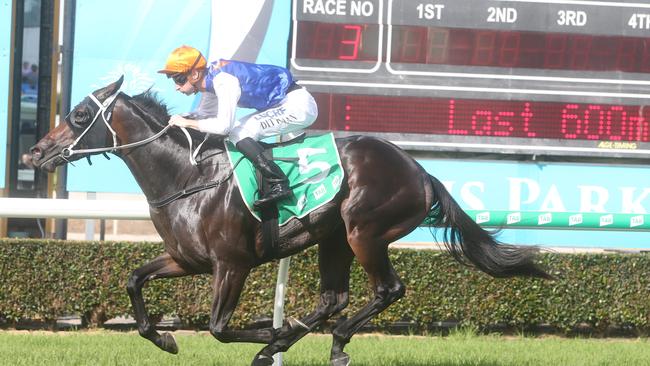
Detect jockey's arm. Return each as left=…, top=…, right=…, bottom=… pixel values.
left=194, top=92, right=219, bottom=118
left=168, top=73, right=241, bottom=134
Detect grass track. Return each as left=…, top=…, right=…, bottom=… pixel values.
left=1, top=330, right=650, bottom=366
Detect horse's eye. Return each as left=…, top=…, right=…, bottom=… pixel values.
left=72, top=107, right=92, bottom=125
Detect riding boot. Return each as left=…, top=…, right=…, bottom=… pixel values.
left=235, top=137, right=293, bottom=208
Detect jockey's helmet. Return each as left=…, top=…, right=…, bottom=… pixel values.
left=158, top=45, right=207, bottom=75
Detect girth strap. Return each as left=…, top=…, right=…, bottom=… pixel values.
left=257, top=149, right=281, bottom=261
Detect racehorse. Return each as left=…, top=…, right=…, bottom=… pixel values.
left=30, top=77, right=550, bottom=366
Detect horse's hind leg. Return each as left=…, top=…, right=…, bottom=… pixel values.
left=252, top=227, right=354, bottom=365
left=330, top=242, right=405, bottom=366
left=126, top=252, right=193, bottom=354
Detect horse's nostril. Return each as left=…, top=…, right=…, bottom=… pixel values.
left=30, top=146, right=42, bottom=160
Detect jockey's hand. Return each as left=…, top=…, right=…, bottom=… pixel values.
left=168, top=114, right=198, bottom=129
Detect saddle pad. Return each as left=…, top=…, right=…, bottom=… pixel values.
left=225, top=133, right=344, bottom=226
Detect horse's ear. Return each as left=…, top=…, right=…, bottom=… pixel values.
left=94, top=75, right=124, bottom=101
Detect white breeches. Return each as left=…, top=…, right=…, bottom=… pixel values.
left=229, top=88, right=318, bottom=143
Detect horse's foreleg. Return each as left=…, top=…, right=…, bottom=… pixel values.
left=253, top=230, right=355, bottom=364
left=126, top=252, right=192, bottom=354
left=208, top=261, right=276, bottom=345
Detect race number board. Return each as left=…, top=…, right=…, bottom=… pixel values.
left=292, top=0, right=650, bottom=159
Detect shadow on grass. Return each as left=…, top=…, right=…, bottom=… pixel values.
left=287, top=362, right=519, bottom=366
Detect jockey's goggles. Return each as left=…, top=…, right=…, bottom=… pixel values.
left=172, top=73, right=188, bottom=86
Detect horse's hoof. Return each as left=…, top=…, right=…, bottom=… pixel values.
left=331, top=352, right=350, bottom=366
left=251, top=353, right=274, bottom=366
left=158, top=332, right=178, bottom=354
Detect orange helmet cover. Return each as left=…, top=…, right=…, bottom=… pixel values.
left=158, top=45, right=207, bottom=75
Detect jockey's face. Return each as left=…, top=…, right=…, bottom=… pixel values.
left=172, top=73, right=195, bottom=95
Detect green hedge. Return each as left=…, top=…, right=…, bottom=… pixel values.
left=1, top=239, right=649, bottom=334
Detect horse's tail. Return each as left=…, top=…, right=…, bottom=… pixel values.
left=426, top=174, right=552, bottom=279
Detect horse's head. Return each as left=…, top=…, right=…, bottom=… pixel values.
left=30, top=76, right=124, bottom=172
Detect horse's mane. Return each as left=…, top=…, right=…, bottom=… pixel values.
left=131, top=90, right=170, bottom=126
left=129, top=90, right=225, bottom=149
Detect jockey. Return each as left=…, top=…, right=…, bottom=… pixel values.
left=158, top=45, right=318, bottom=209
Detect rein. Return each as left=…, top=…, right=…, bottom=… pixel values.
left=147, top=156, right=244, bottom=208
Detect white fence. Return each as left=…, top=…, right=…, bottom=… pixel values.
left=0, top=197, right=150, bottom=219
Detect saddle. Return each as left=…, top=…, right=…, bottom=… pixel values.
left=226, top=132, right=344, bottom=260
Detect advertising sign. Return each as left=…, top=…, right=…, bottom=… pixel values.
left=402, top=159, right=650, bottom=249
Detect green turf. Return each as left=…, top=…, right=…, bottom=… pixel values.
left=1, top=330, right=650, bottom=366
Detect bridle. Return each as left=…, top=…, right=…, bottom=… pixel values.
left=61, top=89, right=171, bottom=160
left=59, top=88, right=213, bottom=167
left=55, top=87, right=241, bottom=207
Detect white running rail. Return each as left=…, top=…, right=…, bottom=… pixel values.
left=0, top=198, right=150, bottom=219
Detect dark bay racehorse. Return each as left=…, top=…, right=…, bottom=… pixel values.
left=30, top=77, right=550, bottom=366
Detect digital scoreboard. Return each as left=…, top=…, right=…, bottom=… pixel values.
left=290, top=0, right=650, bottom=158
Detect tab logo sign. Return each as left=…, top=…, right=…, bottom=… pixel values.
left=313, top=184, right=327, bottom=200
left=538, top=213, right=552, bottom=225
left=569, top=214, right=583, bottom=226
left=600, top=214, right=614, bottom=227
left=507, top=212, right=521, bottom=225
left=476, top=211, right=490, bottom=224
left=630, top=215, right=644, bottom=228
left=296, top=195, right=307, bottom=211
